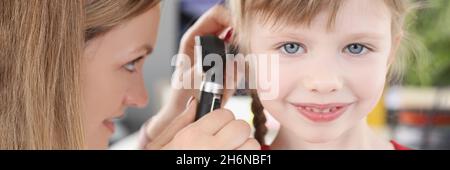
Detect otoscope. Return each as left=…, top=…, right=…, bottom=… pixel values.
left=194, top=35, right=227, bottom=121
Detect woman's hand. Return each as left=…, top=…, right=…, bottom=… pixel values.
left=170, top=5, right=234, bottom=112
left=145, top=98, right=259, bottom=150
left=146, top=5, right=237, bottom=141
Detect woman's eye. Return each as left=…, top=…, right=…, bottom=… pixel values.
left=280, top=43, right=305, bottom=55
left=123, top=57, right=143, bottom=73
left=124, top=61, right=136, bottom=72
left=344, top=43, right=368, bottom=55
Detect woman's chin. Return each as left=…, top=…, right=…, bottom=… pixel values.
left=86, top=141, right=109, bottom=149
left=86, top=133, right=110, bottom=149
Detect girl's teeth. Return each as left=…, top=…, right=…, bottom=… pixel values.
left=303, top=106, right=342, bottom=113
left=331, top=107, right=338, bottom=112
left=312, top=108, right=321, bottom=113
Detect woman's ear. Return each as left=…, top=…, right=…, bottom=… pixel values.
left=387, top=31, right=404, bottom=68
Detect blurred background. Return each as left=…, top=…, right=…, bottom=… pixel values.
left=109, top=0, right=450, bottom=150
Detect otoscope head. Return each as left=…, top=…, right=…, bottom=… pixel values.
left=195, top=35, right=227, bottom=85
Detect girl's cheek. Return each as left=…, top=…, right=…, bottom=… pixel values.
left=345, top=60, right=388, bottom=118
left=274, top=62, right=300, bottom=96
left=257, top=65, right=299, bottom=119
left=349, top=60, right=387, bottom=98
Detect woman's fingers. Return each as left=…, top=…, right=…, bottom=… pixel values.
left=145, top=99, right=197, bottom=149
left=214, top=120, right=252, bottom=150
left=192, top=108, right=235, bottom=135
left=236, top=139, right=261, bottom=150
left=173, top=5, right=237, bottom=108
left=182, top=5, right=231, bottom=43
left=179, top=5, right=231, bottom=62
left=154, top=108, right=258, bottom=150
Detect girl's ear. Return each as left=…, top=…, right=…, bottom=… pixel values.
left=387, top=31, right=404, bottom=68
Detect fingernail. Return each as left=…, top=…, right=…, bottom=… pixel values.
left=224, top=29, right=233, bottom=43
left=186, top=96, right=195, bottom=108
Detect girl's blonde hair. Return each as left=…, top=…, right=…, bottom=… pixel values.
left=0, top=0, right=159, bottom=149
left=228, top=0, right=417, bottom=145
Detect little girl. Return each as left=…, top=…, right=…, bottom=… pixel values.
left=228, top=0, right=416, bottom=150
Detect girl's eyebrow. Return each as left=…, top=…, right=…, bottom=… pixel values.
left=342, top=32, right=385, bottom=41
left=265, top=31, right=313, bottom=43
left=262, top=28, right=386, bottom=45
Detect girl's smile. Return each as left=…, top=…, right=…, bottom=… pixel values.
left=290, top=102, right=354, bottom=122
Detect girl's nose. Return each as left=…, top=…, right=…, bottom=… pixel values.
left=301, top=51, right=344, bottom=94
left=304, top=77, right=343, bottom=94
left=302, top=64, right=344, bottom=94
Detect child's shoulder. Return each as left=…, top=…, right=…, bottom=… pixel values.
left=260, top=141, right=412, bottom=150
left=261, top=145, right=271, bottom=150
left=390, top=140, right=411, bottom=150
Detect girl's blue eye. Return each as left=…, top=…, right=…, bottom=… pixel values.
left=345, top=43, right=367, bottom=55
left=280, top=43, right=305, bottom=55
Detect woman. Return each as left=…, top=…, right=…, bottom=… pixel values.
left=0, top=0, right=258, bottom=150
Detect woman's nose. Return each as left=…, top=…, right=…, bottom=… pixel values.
left=125, top=78, right=149, bottom=108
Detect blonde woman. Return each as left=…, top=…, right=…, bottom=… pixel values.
left=0, top=0, right=259, bottom=150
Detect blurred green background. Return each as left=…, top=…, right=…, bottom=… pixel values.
left=385, top=0, right=450, bottom=150
left=404, top=0, right=450, bottom=87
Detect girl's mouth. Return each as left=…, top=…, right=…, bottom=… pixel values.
left=291, top=103, right=352, bottom=122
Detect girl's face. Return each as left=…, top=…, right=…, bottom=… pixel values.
left=82, top=6, right=160, bottom=149
left=250, top=0, right=396, bottom=142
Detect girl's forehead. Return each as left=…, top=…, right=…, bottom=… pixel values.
left=252, top=0, right=392, bottom=36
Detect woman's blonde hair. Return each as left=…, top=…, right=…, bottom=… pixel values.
left=228, top=0, right=418, bottom=145
left=0, top=0, right=159, bottom=149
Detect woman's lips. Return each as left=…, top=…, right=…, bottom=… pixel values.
left=103, top=120, right=116, bottom=133
left=291, top=103, right=352, bottom=122
left=104, top=112, right=125, bottom=134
